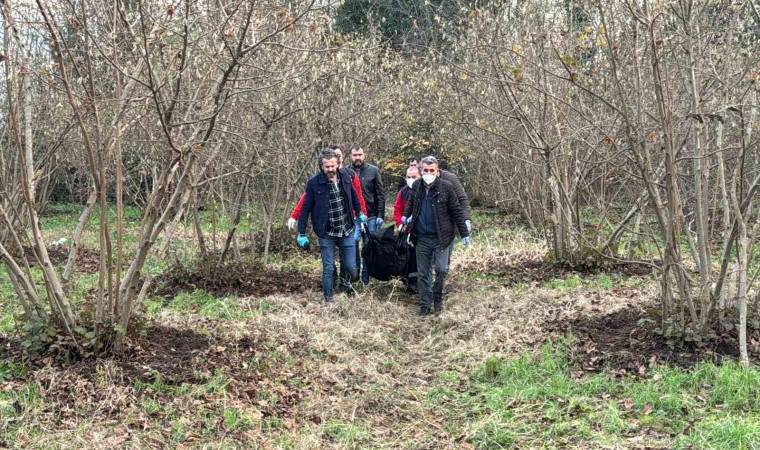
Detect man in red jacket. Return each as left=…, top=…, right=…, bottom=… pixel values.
left=394, top=165, right=420, bottom=293
left=288, top=146, right=367, bottom=229
left=394, top=166, right=420, bottom=226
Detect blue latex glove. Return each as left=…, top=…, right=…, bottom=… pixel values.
left=376, top=218, right=384, bottom=227
left=359, top=213, right=367, bottom=224
left=465, top=220, right=472, bottom=233
left=297, top=234, right=309, bottom=249
left=462, top=236, right=471, bottom=246
left=401, top=216, right=410, bottom=225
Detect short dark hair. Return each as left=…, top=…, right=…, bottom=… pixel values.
left=350, top=146, right=365, bottom=153
left=318, top=150, right=339, bottom=168
left=328, top=144, right=341, bottom=151
left=420, top=156, right=439, bottom=168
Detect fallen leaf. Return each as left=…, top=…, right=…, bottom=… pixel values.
left=619, top=397, right=634, bottom=410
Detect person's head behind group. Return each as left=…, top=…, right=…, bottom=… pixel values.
left=328, top=145, right=345, bottom=166
left=351, top=146, right=366, bottom=167
left=322, top=147, right=442, bottom=184
left=405, top=165, right=420, bottom=188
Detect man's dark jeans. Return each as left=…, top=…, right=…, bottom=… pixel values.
left=415, top=234, right=449, bottom=310
left=318, top=235, right=357, bottom=301
left=405, top=244, right=418, bottom=290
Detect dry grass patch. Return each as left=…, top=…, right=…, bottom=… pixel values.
left=1, top=218, right=681, bottom=449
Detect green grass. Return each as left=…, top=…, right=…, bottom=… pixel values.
left=0, top=380, right=43, bottom=440
left=428, top=339, right=760, bottom=449
left=543, top=274, right=584, bottom=291
left=4, top=204, right=760, bottom=448
left=0, top=268, right=20, bottom=334
left=323, top=421, right=371, bottom=447
left=222, top=406, right=261, bottom=433
left=0, top=361, right=25, bottom=381
left=163, top=289, right=263, bottom=320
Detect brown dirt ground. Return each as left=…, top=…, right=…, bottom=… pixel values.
left=0, top=322, right=324, bottom=424
left=236, top=227, right=304, bottom=255
left=154, top=262, right=319, bottom=298
left=547, top=305, right=760, bottom=375
left=459, top=250, right=653, bottom=284
left=21, top=246, right=102, bottom=274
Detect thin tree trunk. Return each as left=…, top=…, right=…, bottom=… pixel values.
left=192, top=191, right=207, bottom=258
left=730, top=175, right=750, bottom=368
left=215, top=178, right=249, bottom=272
left=63, top=189, right=97, bottom=282
left=684, top=25, right=712, bottom=324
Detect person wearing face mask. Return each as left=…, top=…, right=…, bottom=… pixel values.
left=297, top=150, right=367, bottom=303
left=396, top=157, right=420, bottom=192
left=401, top=156, right=470, bottom=316
left=394, top=166, right=421, bottom=227
left=394, top=165, right=421, bottom=293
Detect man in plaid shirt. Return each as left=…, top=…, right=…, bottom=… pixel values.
left=297, top=150, right=367, bottom=302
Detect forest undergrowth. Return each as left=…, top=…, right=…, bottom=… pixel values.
left=2, top=208, right=759, bottom=449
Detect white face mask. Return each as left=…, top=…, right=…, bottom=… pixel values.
left=406, top=178, right=416, bottom=188
left=422, top=174, right=436, bottom=185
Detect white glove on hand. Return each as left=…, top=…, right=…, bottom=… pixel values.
left=287, top=218, right=297, bottom=230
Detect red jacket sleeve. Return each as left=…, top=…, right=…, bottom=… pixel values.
left=290, top=193, right=306, bottom=220
left=393, top=190, right=407, bottom=226
left=353, top=174, right=368, bottom=216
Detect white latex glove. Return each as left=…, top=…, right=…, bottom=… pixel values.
left=287, top=217, right=297, bottom=230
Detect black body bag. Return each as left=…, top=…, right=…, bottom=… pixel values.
left=361, top=225, right=411, bottom=281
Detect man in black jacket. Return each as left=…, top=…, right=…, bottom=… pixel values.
left=440, top=169, right=471, bottom=228
left=439, top=167, right=472, bottom=268
left=351, top=146, right=385, bottom=284
left=402, top=156, right=470, bottom=316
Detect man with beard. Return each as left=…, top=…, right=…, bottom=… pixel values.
left=297, top=150, right=367, bottom=303
left=402, top=156, right=470, bottom=316
left=287, top=145, right=367, bottom=229
left=350, top=146, right=385, bottom=285
left=288, top=146, right=367, bottom=285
